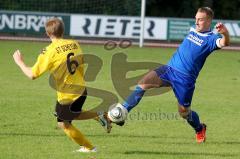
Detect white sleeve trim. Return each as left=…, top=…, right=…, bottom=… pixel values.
left=216, top=38, right=222, bottom=48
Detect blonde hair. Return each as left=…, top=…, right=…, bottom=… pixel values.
left=45, top=18, right=64, bottom=38
left=198, top=7, right=214, bottom=20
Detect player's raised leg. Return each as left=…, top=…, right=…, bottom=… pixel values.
left=95, top=112, right=112, bottom=133
left=108, top=69, right=166, bottom=125
left=74, top=110, right=112, bottom=133
left=122, top=70, right=164, bottom=112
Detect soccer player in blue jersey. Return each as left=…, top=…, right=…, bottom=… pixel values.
left=110, top=7, right=230, bottom=143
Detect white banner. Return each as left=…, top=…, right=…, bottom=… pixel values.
left=70, top=15, right=167, bottom=40
left=0, top=11, right=68, bottom=33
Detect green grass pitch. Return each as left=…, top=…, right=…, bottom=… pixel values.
left=0, top=40, right=240, bottom=159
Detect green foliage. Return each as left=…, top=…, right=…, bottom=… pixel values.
left=0, top=0, right=141, bottom=15
left=146, top=0, right=240, bottom=20
left=0, top=0, right=240, bottom=19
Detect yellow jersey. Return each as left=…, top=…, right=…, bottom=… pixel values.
left=32, top=39, right=85, bottom=104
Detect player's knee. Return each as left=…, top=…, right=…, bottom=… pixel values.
left=137, top=83, right=147, bottom=90
left=178, top=107, right=191, bottom=119
left=58, top=121, right=71, bottom=129
left=137, top=69, right=165, bottom=89
left=138, top=81, right=153, bottom=90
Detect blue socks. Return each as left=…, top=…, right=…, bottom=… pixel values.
left=186, top=110, right=203, bottom=132
left=122, top=86, right=145, bottom=112
left=122, top=86, right=203, bottom=133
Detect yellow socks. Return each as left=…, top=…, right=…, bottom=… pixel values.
left=63, top=124, right=94, bottom=150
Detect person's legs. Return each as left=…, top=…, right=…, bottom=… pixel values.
left=178, top=105, right=203, bottom=132
left=178, top=105, right=206, bottom=143
left=122, top=70, right=164, bottom=112
left=55, top=92, right=96, bottom=150
left=170, top=69, right=206, bottom=143
left=72, top=100, right=112, bottom=133
left=58, top=121, right=94, bottom=150
left=174, top=84, right=204, bottom=133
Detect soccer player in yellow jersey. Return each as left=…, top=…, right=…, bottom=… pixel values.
left=13, top=18, right=111, bottom=153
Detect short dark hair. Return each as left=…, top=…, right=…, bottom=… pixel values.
left=45, top=18, right=64, bottom=38
left=198, top=7, right=214, bottom=19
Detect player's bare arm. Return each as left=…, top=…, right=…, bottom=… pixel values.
left=13, top=50, right=35, bottom=80
left=216, top=22, right=230, bottom=47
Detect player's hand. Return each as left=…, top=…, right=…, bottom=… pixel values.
left=13, top=50, right=24, bottom=66
left=215, top=22, right=228, bottom=34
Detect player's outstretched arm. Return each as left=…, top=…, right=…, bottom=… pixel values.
left=13, top=50, right=35, bottom=80
left=216, top=22, right=230, bottom=47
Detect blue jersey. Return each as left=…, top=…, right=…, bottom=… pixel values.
left=168, top=27, right=222, bottom=79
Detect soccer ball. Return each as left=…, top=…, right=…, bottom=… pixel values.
left=108, top=103, right=128, bottom=123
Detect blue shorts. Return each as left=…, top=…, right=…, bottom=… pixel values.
left=154, top=65, right=196, bottom=107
